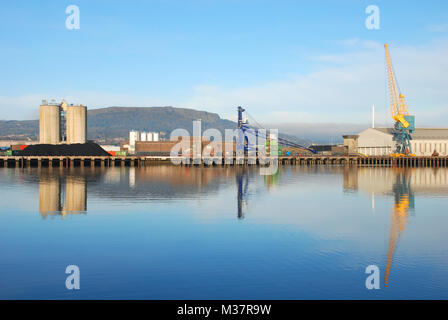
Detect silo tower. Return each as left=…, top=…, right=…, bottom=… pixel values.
left=39, top=101, right=61, bottom=144
left=65, top=104, right=87, bottom=144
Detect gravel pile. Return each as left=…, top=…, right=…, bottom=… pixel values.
left=19, top=143, right=110, bottom=156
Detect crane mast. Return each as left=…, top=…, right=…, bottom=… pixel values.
left=384, top=44, right=415, bottom=156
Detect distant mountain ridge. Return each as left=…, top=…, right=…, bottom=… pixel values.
left=0, top=120, right=38, bottom=140
left=0, top=106, right=236, bottom=143
left=0, top=106, right=309, bottom=145
left=86, top=106, right=237, bottom=142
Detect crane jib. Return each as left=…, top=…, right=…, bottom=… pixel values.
left=237, top=125, right=317, bottom=154
left=384, top=44, right=415, bottom=155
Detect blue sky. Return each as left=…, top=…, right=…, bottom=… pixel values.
left=1, top=0, right=447, bottom=127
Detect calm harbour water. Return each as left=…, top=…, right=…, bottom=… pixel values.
left=0, top=165, right=447, bottom=299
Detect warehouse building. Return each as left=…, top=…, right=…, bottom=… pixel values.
left=135, top=138, right=237, bottom=157
left=343, top=128, right=448, bottom=156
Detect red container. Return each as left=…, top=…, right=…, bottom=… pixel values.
left=108, top=151, right=116, bottom=156
left=19, top=145, right=28, bottom=150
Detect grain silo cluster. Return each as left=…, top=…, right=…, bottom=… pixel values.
left=39, top=100, right=87, bottom=144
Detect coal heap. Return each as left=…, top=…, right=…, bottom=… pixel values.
left=19, top=143, right=110, bottom=156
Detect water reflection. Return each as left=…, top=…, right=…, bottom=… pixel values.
left=31, top=166, right=447, bottom=223
left=236, top=169, right=249, bottom=219
left=96, top=166, right=234, bottom=199
left=1, top=165, right=448, bottom=298
left=34, top=166, right=444, bottom=289
left=344, top=166, right=448, bottom=195
left=33, top=166, right=280, bottom=220
left=343, top=167, right=448, bottom=287
left=39, top=173, right=87, bottom=218
left=385, top=170, right=414, bottom=287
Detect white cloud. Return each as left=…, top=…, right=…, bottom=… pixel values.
left=1, top=38, right=447, bottom=131
left=179, top=39, right=448, bottom=126
left=335, top=38, right=382, bottom=49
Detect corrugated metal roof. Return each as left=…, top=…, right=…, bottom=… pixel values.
left=373, top=128, right=448, bottom=140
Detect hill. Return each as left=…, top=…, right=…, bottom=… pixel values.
left=0, top=120, right=39, bottom=140
left=87, top=107, right=236, bottom=143
left=0, top=106, right=309, bottom=145
left=0, top=107, right=237, bottom=143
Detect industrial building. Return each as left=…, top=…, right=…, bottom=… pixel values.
left=135, top=138, right=237, bottom=157
left=344, top=128, right=448, bottom=156
left=39, top=100, right=87, bottom=144
left=128, top=130, right=160, bottom=153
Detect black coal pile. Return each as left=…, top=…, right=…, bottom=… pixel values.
left=19, top=143, right=110, bottom=156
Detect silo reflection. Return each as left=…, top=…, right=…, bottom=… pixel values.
left=62, top=176, right=87, bottom=214
left=39, top=178, right=62, bottom=217
left=39, top=174, right=87, bottom=218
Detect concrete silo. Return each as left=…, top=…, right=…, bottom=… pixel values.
left=39, top=103, right=61, bottom=144
left=65, top=104, right=87, bottom=144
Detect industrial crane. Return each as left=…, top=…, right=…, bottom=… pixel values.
left=237, top=106, right=317, bottom=155
left=384, top=44, right=415, bottom=156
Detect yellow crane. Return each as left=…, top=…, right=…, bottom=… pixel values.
left=384, top=44, right=415, bottom=156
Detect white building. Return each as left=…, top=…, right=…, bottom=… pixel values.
left=347, top=128, right=448, bottom=156
left=128, top=130, right=160, bottom=153
left=129, top=130, right=140, bottom=152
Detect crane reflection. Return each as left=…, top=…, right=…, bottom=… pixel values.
left=236, top=168, right=249, bottom=219
left=384, top=169, right=414, bottom=287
